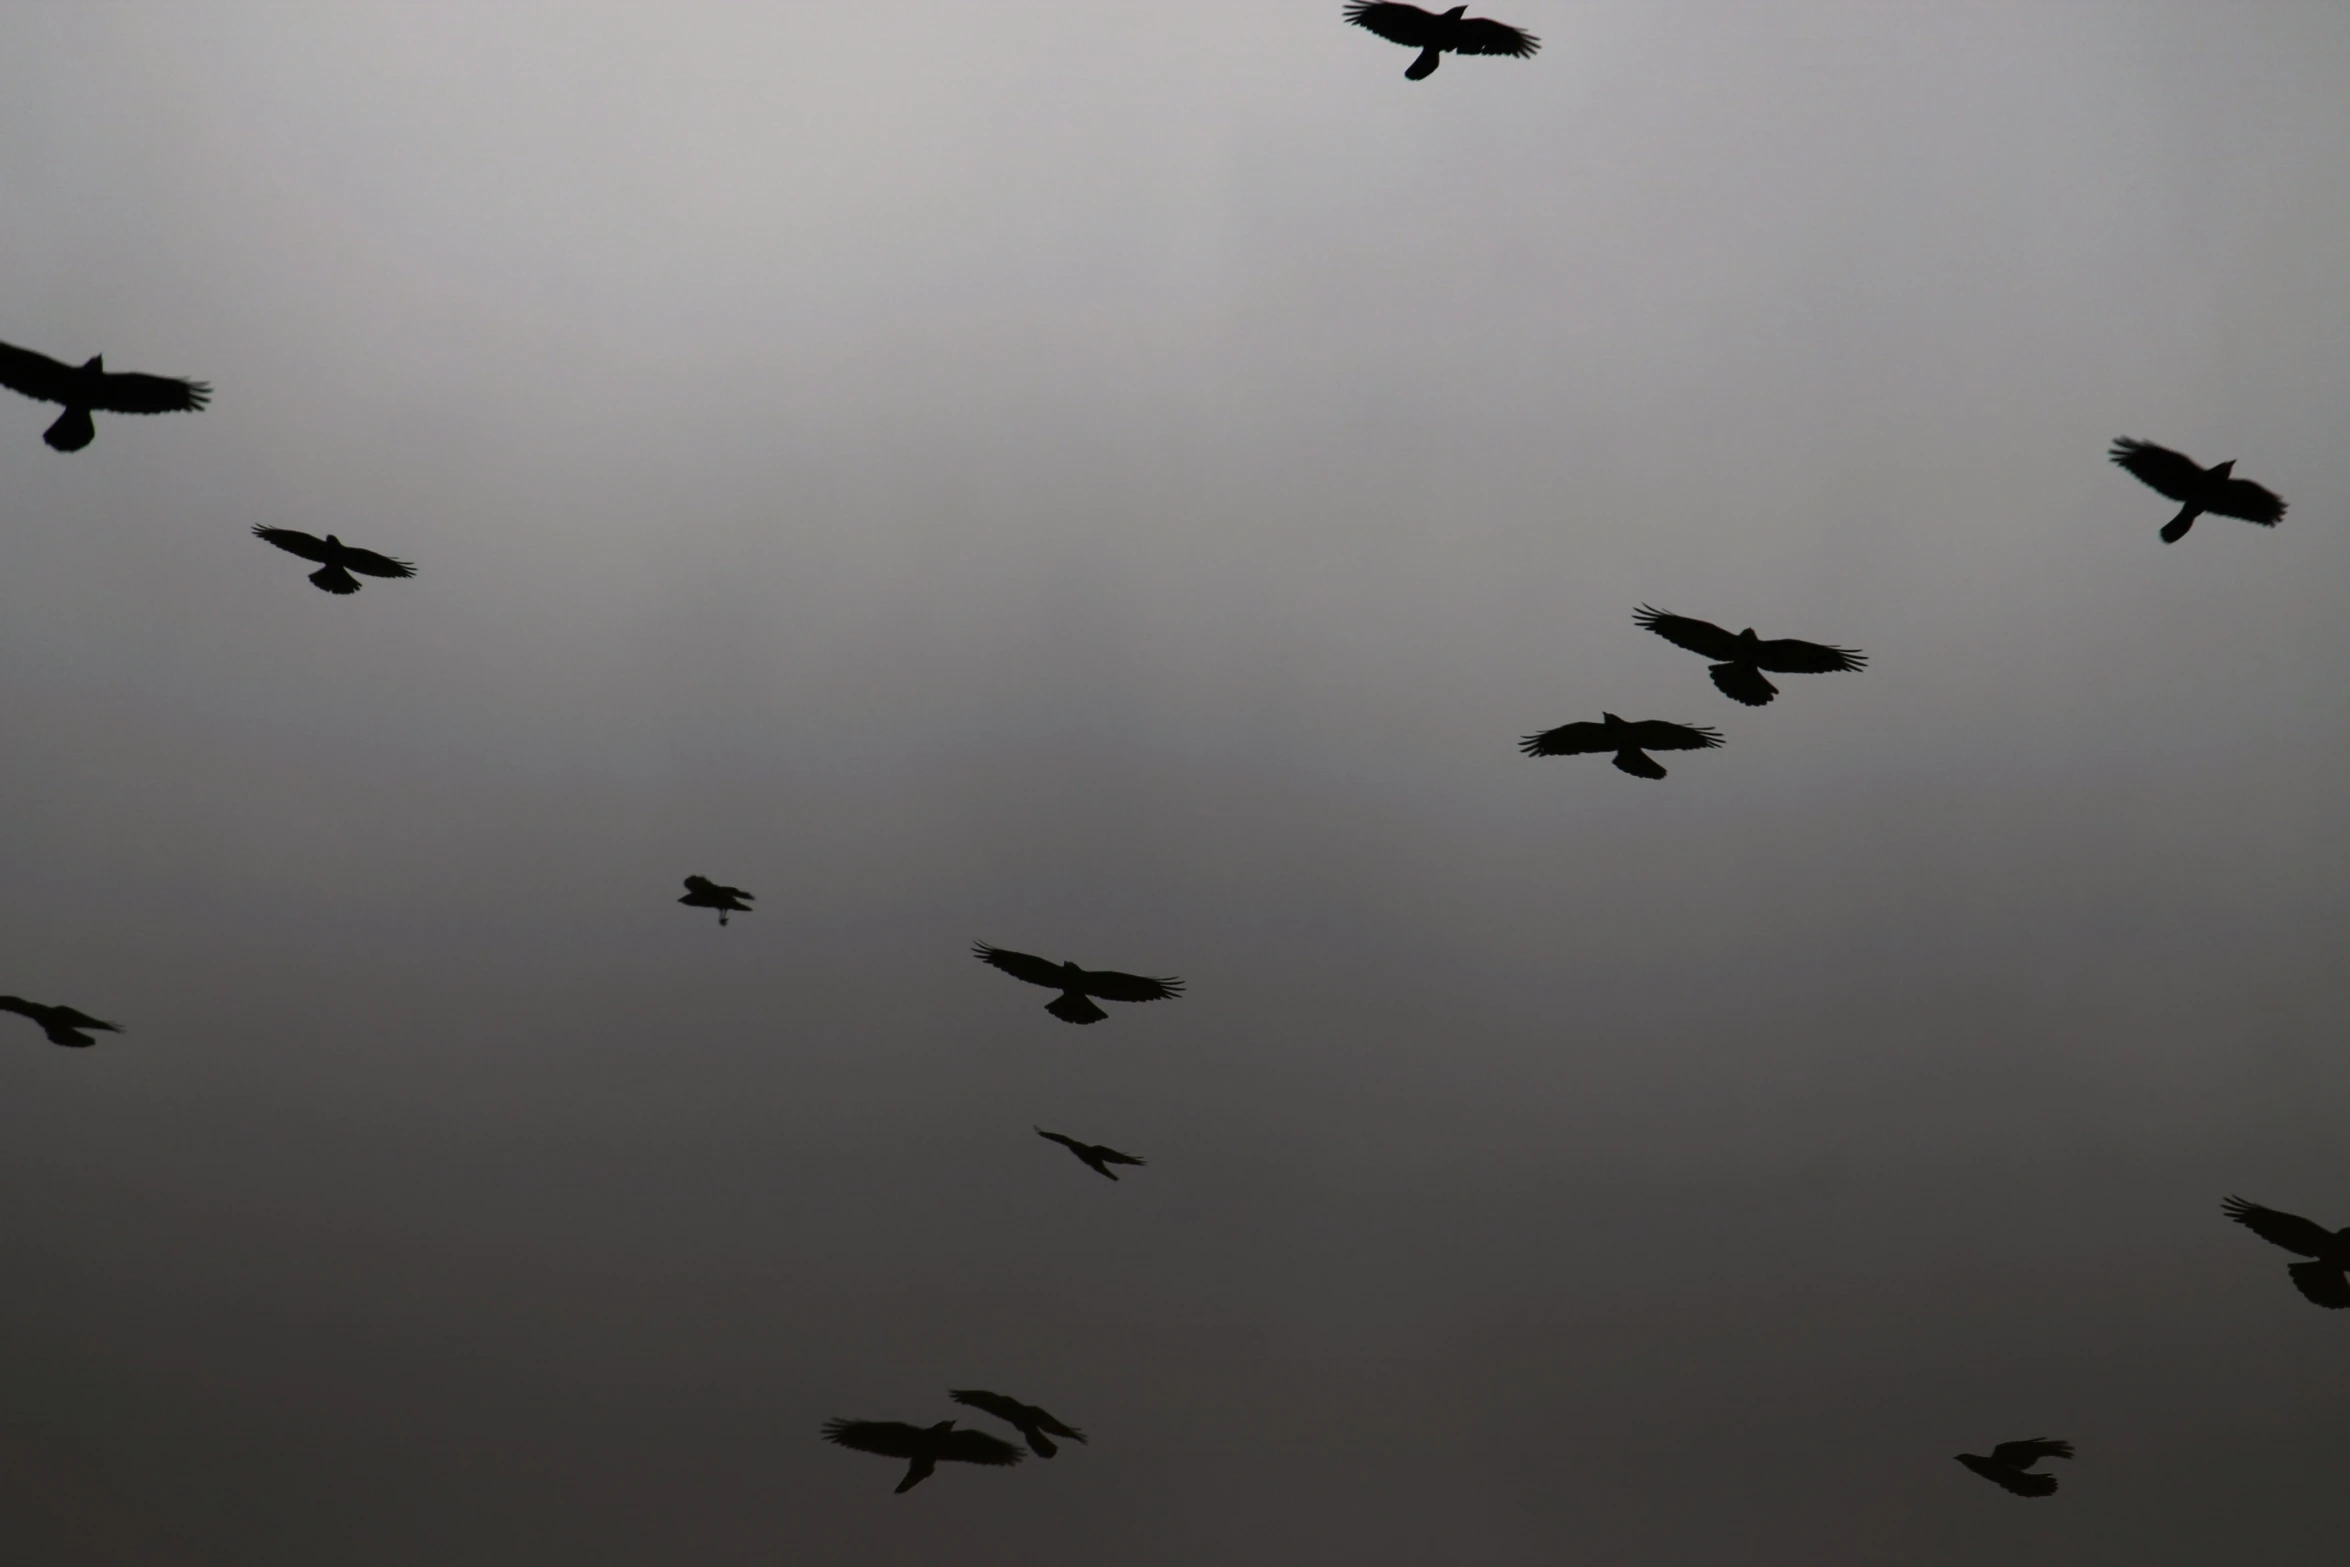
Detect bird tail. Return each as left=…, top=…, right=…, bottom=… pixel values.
left=43, top=407, right=94, bottom=452
left=1405, top=47, right=1442, bottom=79
left=1612, top=748, right=1667, bottom=780
left=1708, top=663, right=1778, bottom=706
left=2160, top=504, right=2199, bottom=544
left=1045, top=991, right=1109, bottom=1025
left=2287, top=1260, right=2350, bottom=1308
left=894, top=1458, right=935, bottom=1494
left=45, top=1028, right=95, bottom=1049
left=309, top=563, right=362, bottom=594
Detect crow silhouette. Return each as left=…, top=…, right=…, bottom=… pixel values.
left=0, top=996, right=123, bottom=1049
left=949, top=1390, right=1089, bottom=1458
left=2222, top=1195, right=2350, bottom=1309
left=1519, top=714, right=1723, bottom=779
left=972, top=943, right=1183, bottom=1025
left=678, top=875, right=754, bottom=926
left=1633, top=606, right=1866, bottom=707
left=821, top=1418, right=1024, bottom=1493
left=2109, top=438, right=2285, bottom=543
left=252, top=527, right=415, bottom=595
left=1954, top=1438, right=2073, bottom=1497
left=0, top=339, right=209, bottom=451
left=1344, top=2, right=1539, bottom=79
left=1035, top=1128, right=1147, bottom=1182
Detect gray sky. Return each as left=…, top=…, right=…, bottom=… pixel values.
left=3, top=3, right=2347, bottom=1562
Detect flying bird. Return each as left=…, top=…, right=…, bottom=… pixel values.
left=1035, top=1127, right=1147, bottom=1182
left=972, top=943, right=1183, bottom=1025
left=1954, top=1438, right=2074, bottom=1497
left=1344, top=2, right=1539, bottom=79
left=949, top=1390, right=1089, bottom=1458
left=251, top=527, right=415, bottom=595
left=2109, top=438, right=2286, bottom=543
left=677, top=875, right=754, bottom=926
left=0, top=338, right=209, bottom=451
left=0, top=996, right=123, bottom=1049
left=2222, top=1195, right=2350, bottom=1308
left=820, top=1418, right=1024, bottom=1493
left=1632, top=606, right=1866, bottom=707
left=1519, top=714, right=1723, bottom=779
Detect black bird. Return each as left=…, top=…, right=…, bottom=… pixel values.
left=1344, top=2, right=1539, bottom=79
left=1632, top=605, right=1866, bottom=707
left=0, top=339, right=209, bottom=451
left=1035, top=1127, right=1147, bottom=1182
left=820, top=1418, right=1024, bottom=1493
left=252, top=527, right=416, bottom=595
left=678, top=875, right=754, bottom=926
left=949, top=1390, right=1089, bottom=1458
left=0, top=996, right=123, bottom=1049
left=972, top=943, right=1183, bottom=1025
left=1519, top=714, right=1723, bottom=779
left=2109, top=438, right=2286, bottom=543
left=1954, top=1438, right=2074, bottom=1497
left=2222, top=1195, right=2350, bottom=1308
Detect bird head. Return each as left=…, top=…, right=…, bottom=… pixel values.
left=2209, top=459, right=2237, bottom=477
left=1601, top=712, right=1625, bottom=726
left=927, top=1420, right=957, bottom=1433
left=1739, top=627, right=1760, bottom=642
left=78, top=355, right=105, bottom=374
left=324, top=534, right=344, bottom=547
left=1443, top=4, right=1467, bottom=16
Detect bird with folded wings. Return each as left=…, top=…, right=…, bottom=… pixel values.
left=1632, top=606, right=1866, bottom=707
left=1035, top=1128, right=1147, bottom=1182
left=972, top=943, right=1183, bottom=1025
left=0, top=996, right=123, bottom=1049
left=0, top=338, right=209, bottom=451
left=677, top=875, right=754, bottom=927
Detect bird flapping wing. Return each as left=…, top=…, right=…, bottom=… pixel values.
left=92, top=369, right=210, bottom=415
left=1623, top=720, right=1723, bottom=751
left=1074, top=968, right=1183, bottom=1003
left=2286, top=1261, right=2350, bottom=1309
left=1519, top=722, right=1610, bottom=757
left=340, top=544, right=417, bottom=579
left=974, top=943, right=1069, bottom=989
left=1752, top=637, right=1866, bottom=675
left=1095, top=1145, right=1146, bottom=1167
left=2207, top=476, right=2285, bottom=526
left=2223, top=1196, right=2335, bottom=1257
left=1035, top=1129, right=1085, bottom=1154
left=822, top=1419, right=926, bottom=1458
left=2109, top=438, right=2203, bottom=501
left=254, top=526, right=335, bottom=563
left=0, top=340, right=76, bottom=404
left=1989, top=1439, right=2073, bottom=1467
left=1632, top=606, right=1743, bottom=662
left=949, top=1389, right=1027, bottom=1424
left=1453, top=16, right=1539, bottom=56
left=1344, top=2, right=1444, bottom=47
left=0, top=997, right=41, bottom=1021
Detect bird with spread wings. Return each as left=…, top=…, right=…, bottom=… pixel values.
left=2222, top=1195, right=2350, bottom=1309
left=972, top=943, right=1183, bottom=1025
left=1343, top=3, right=1539, bottom=80
left=252, top=527, right=416, bottom=595
left=1519, top=713, right=1723, bottom=779
left=949, top=1390, right=1089, bottom=1458
left=1035, top=1128, right=1147, bottom=1182
left=0, top=996, right=123, bottom=1049
left=1633, top=606, right=1866, bottom=707
left=0, top=338, right=209, bottom=451
left=1954, top=1438, right=2074, bottom=1497
left=2109, top=438, right=2286, bottom=543
left=677, top=875, right=754, bottom=927
left=820, top=1418, right=1024, bottom=1493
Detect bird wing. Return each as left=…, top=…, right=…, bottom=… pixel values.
left=2286, top=1262, right=2350, bottom=1309
left=1989, top=1439, right=2073, bottom=1467
left=48, top=1008, right=121, bottom=1032
left=0, top=996, right=38, bottom=1021
left=1074, top=968, right=1183, bottom=1003
left=0, top=340, right=77, bottom=404
left=974, top=943, right=1069, bottom=989
left=934, top=1429, right=1024, bottom=1467
left=2207, top=476, right=2285, bottom=526
left=1751, top=637, right=1865, bottom=674
left=949, top=1389, right=1024, bottom=1422
left=1978, top=1463, right=2057, bottom=1497
left=1622, top=720, right=1723, bottom=752
left=1452, top=17, right=1540, bottom=56
left=91, top=370, right=210, bottom=415
left=1095, top=1146, right=1147, bottom=1167
left=2223, top=1195, right=2335, bottom=1257
left=1035, top=1129, right=1086, bottom=1154
left=1027, top=1406, right=1087, bottom=1442
left=1632, top=605, right=1743, bottom=661
left=253, top=526, right=335, bottom=563
left=2109, top=438, right=2204, bottom=501
left=339, top=545, right=416, bottom=579
left=822, top=1419, right=927, bottom=1458
left=1343, top=2, right=1444, bottom=47
left=1519, top=722, right=1611, bottom=757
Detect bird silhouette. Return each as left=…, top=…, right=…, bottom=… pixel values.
left=2109, top=438, right=2286, bottom=543
left=0, top=996, right=123, bottom=1049
left=1035, top=1128, right=1147, bottom=1182
left=1519, top=714, right=1723, bottom=779
left=820, top=1418, right=1024, bottom=1493
left=2222, top=1195, right=2350, bottom=1308
left=678, top=875, right=754, bottom=926
left=972, top=943, right=1183, bottom=1025
left=252, top=527, right=415, bottom=595
left=1344, top=2, right=1539, bottom=79
left=1954, top=1438, right=2073, bottom=1497
left=949, top=1390, right=1089, bottom=1458
left=0, top=339, right=209, bottom=451
left=1632, top=606, right=1866, bottom=707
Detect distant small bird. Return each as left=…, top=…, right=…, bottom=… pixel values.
left=1954, top=1438, right=2074, bottom=1497
left=1344, top=2, right=1539, bottom=79
left=1035, top=1127, right=1147, bottom=1182
left=678, top=875, right=754, bottom=927
left=820, top=1418, right=1024, bottom=1493
left=2109, top=438, right=2286, bottom=543
left=950, top=1389, right=1089, bottom=1458
left=2222, top=1195, right=2350, bottom=1309
left=0, top=996, right=123, bottom=1049
left=1519, top=714, right=1723, bottom=779
left=251, top=527, right=415, bottom=595
left=0, top=339, right=210, bottom=451
left=1633, top=606, right=1866, bottom=707
left=972, top=943, right=1184, bottom=1025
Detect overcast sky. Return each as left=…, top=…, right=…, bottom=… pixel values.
left=2, top=3, right=2347, bottom=1563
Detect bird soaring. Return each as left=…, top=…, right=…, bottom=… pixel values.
left=1344, top=3, right=1539, bottom=79
left=820, top=1418, right=1024, bottom=1493
left=678, top=875, right=754, bottom=927
left=0, top=996, right=123, bottom=1049
left=1632, top=606, right=1866, bottom=707
left=972, top=943, right=1183, bottom=1025
left=2222, top=1195, right=2350, bottom=1309
left=949, top=1390, right=1089, bottom=1458
left=251, top=527, right=416, bottom=595
left=1954, top=1438, right=2074, bottom=1497
left=0, top=339, right=209, bottom=451
left=2109, top=438, right=2285, bottom=543
left=1035, top=1128, right=1147, bottom=1182
left=1519, top=714, right=1723, bottom=779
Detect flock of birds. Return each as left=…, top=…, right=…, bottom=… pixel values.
left=0, top=0, right=2334, bottom=1522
